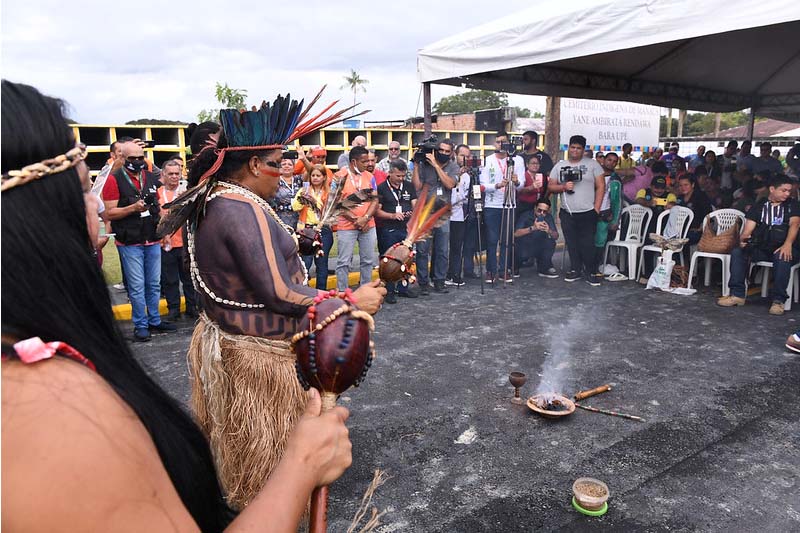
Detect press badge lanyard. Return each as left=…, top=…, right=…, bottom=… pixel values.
left=390, top=183, right=404, bottom=213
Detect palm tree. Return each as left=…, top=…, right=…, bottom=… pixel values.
left=341, top=69, right=368, bottom=107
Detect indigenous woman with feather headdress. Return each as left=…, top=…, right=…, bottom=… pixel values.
left=161, top=92, right=384, bottom=509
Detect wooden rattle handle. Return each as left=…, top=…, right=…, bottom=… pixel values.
left=574, top=384, right=612, bottom=401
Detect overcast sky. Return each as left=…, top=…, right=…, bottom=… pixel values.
left=2, top=0, right=547, bottom=124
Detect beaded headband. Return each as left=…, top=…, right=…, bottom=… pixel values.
left=1, top=143, right=87, bottom=192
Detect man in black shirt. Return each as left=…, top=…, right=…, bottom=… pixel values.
left=376, top=160, right=417, bottom=303
left=521, top=130, right=554, bottom=177
left=718, top=174, right=800, bottom=315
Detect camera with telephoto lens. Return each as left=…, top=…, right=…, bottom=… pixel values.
left=412, top=135, right=439, bottom=164
left=559, top=166, right=583, bottom=194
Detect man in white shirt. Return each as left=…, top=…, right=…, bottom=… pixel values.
left=479, top=131, right=525, bottom=284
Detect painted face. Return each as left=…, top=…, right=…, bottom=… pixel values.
left=259, top=150, right=283, bottom=197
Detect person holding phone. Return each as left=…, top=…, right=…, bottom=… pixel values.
left=517, top=155, right=548, bottom=216
left=513, top=199, right=559, bottom=277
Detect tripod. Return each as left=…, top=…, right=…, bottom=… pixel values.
left=466, top=165, right=486, bottom=295
left=500, top=156, right=517, bottom=286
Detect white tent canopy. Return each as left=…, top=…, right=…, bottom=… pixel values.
left=418, top=0, right=800, bottom=121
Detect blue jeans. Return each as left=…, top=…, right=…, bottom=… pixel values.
left=118, top=243, right=162, bottom=330
left=415, top=221, right=450, bottom=285
left=484, top=208, right=514, bottom=275
left=516, top=232, right=556, bottom=271
left=336, top=227, right=377, bottom=291
left=377, top=226, right=410, bottom=294
left=303, top=227, right=334, bottom=290
left=729, top=246, right=799, bottom=301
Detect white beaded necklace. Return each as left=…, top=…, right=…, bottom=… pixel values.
left=188, top=180, right=309, bottom=310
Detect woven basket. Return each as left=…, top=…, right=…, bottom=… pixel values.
left=670, top=264, right=689, bottom=288
left=697, top=216, right=740, bottom=254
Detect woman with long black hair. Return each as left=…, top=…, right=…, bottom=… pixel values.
left=1, top=80, right=353, bottom=531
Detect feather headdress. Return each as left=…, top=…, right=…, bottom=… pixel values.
left=157, top=86, right=370, bottom=237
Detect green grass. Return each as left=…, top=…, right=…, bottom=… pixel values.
left=101, top=240, right=123, bottom=285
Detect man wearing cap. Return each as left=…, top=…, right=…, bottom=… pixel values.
left=635, top=170, right=677, bottom=237
left=660, top=143, right=680, bottom=166
left=296, top=145, right=334, bottom=180
left=377, top=140, right=410, bottom=181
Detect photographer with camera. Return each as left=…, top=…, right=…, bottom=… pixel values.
left=480, top=132, right=525, bottom=284
left=718, top=174, right=800, bottom=316
left=445, top=144, right=475, bottom=286
left=102, top=141, right=176, bottom=341
left=548, top=135, right=606, bottom=285
left=411, top=136, right=459, bottom=294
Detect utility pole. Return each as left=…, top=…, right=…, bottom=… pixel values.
left=714, top=113, right=721, bottom=136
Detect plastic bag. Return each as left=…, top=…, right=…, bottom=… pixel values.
left=646, top=257, right=674, bottom=291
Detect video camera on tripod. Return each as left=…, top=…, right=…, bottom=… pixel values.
left=499, top=135, right=524, bottom=156
left=412, top=134, right=439, bottom=164
left=559, top=166, right=584, bottom=194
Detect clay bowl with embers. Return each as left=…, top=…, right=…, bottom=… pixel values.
left=527, top=393, right=576, bottom=419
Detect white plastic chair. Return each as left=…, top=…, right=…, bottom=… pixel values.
left=748, top=261, right=800, bottom=311
left=686, top=209, right=746, bottom=296
left=636, top=206, right=694, bottom=280
left=603, top=205, right=652, bottom=280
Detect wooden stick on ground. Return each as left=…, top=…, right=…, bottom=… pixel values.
left=574, top=402, right=645, bottom=422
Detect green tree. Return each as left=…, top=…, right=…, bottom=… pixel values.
left=515, top=107, right=531, bottom=118
left=197, top=82, right=248, bottom=123
left=433, top=89, right=508, bottom=114
left=660, top=110, right=761, bottom=137
left=341, top=69, right=368, bottom=107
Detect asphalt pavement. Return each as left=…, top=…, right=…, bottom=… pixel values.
left=129, top=259, right=800, bottom=532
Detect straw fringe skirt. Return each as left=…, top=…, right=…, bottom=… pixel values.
left=188, top=314, right=305, bottom=510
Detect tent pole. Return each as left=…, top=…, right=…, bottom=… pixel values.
left=423, top=82, right=432, bottom=137
left=746, top=108, right=756, bottom=141
left=544, top=96, right=561, bottom=162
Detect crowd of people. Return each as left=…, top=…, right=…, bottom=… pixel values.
left=271, top=131, right=796, bottom=313
left=96, top=127, right=800, bottom=333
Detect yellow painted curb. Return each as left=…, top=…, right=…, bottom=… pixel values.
left=111, top=270, right=379, bottom=321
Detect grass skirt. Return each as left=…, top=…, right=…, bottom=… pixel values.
left=188, top=313, right=305, bottom=510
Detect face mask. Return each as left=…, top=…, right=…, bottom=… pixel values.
left=125, top=159, right=146, bottom=173
left=435, top=152, right=450, bottom=164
